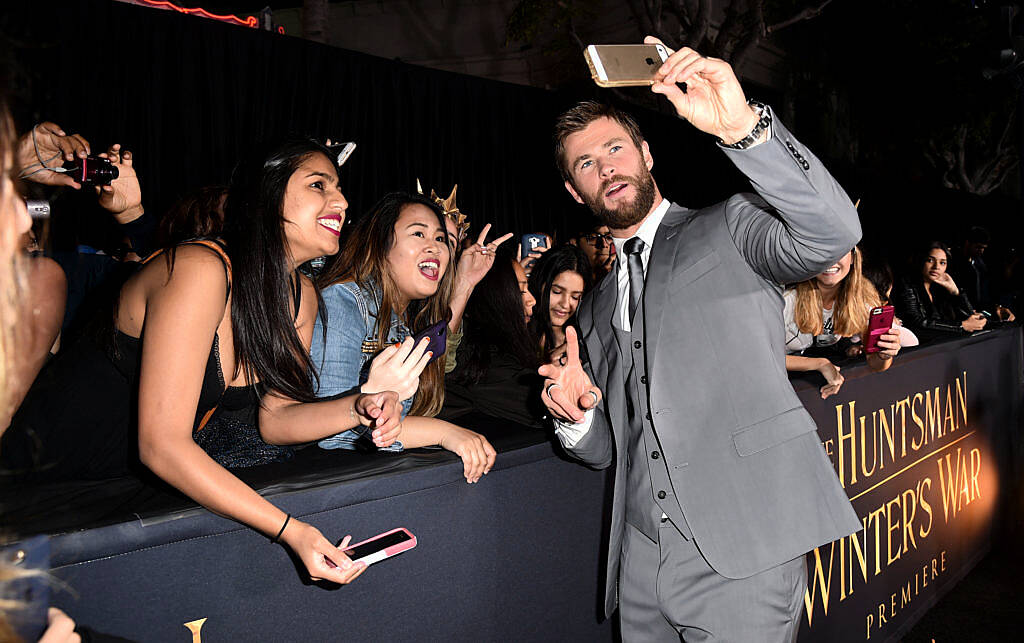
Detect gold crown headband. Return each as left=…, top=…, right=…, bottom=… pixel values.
left=416, top=179, right=470, bottom=240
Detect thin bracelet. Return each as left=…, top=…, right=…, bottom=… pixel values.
left=271, top=514, right=291, bottom=543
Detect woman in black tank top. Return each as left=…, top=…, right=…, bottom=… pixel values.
left=3, top=139, right=408, bottom=586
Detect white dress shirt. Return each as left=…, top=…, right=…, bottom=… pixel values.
left=554, top=199, right=670, bottom=447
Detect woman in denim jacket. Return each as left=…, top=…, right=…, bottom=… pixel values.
left=312, top=192, right=496, bottom=483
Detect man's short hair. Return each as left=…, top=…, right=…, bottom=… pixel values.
left=966, top=226, right=991, bottom=245
left=568, top=213, right=606, bottom=239
left=554, top=101, right=645, bottom=183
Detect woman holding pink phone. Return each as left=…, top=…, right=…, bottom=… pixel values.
left=782, top=246, right=901, bottom=399
left=312, top=192, right=496, bottom=483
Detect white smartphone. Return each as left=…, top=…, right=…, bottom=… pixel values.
left=584, top=44, right=670, bottom=87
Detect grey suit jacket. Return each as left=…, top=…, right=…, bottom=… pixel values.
left=566, top=116, right=863, bottom=618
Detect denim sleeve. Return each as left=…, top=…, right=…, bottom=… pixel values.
left=311, top=284, right=405, bottom=452
left=310, top=284, right=365, bottom=398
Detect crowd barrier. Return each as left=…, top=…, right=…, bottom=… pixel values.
left=3, top=327, right=1020, bottom=642
left=793, top=325, right=1021, bottom=642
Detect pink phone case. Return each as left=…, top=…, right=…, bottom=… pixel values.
left=341, top=527, right=417, bottom=567
left=865, top=305, right=895, bottom=353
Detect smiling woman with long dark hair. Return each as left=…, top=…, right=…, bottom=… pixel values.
left=312, top=191, right=497, bottom=483
left=3, top=137, right=403, bottom=585
left=527, top=244, right=592, bottom=360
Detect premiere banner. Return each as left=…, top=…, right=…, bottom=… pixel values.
left=795, top=329, right=1021, bottom=642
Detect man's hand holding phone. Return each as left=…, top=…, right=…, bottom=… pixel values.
left=539, top=326, right=603, bottom=423
left=643, top=36, right=761, bottom=146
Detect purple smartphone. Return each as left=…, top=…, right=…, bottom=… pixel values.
left=411, top=318, right=447, bottom=365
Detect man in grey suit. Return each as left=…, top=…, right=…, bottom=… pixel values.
left=540, top=38, right=862, bottom=641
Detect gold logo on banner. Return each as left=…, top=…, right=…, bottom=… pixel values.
left=804, top=369, right=994, bottom=640
left=832, top=372, right=967, bottom=488
left=183, top=618, right=207, bottom=642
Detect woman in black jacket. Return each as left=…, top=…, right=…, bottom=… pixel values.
left=895, top=241, right=987, bottom=342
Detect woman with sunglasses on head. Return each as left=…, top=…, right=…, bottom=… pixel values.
left=3, top=137, right=403, bottom=585
left=312, top=192, right=496, bottom=483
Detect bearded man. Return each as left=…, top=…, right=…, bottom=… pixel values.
left=539, top=38, right=862, bottom=641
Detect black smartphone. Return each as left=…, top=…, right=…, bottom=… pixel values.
left=521, top=233, right=547, bottom=270
left=521, top=232, right=547, bottom=254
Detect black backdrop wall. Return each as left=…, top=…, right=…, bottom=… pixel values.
left=4, top=0, right=752, bottom=245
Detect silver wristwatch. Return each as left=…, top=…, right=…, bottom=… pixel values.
left=719, top=100, right=771, bottom=150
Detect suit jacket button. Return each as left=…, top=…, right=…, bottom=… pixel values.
left=640, top=375, right=647, bottom=384
left=657, top=490, right=667, bottom=499
left=651, top=450, right=660, bottom=459
left=633, top=340, right=642, bottom=349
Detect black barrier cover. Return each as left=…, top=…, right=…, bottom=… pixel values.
left=795, top=328, right=1021, bottom=642
left=9, top=330, right=1019, bottom=641
left=46, top=442, right=614, bottom=642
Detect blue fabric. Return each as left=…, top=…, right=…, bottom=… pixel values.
left=311, top=280, right=412, bottom=451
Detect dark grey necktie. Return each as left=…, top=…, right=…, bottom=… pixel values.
left=624, top=236, right=646, bottom=321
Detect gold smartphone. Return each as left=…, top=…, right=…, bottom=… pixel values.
left=583, top=44, right=670, bottom=87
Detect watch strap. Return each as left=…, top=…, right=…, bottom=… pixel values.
left=719, top=100, right=771, bottom=150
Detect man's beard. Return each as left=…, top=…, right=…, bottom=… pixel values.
left=580, top=170, right=656, bottom=230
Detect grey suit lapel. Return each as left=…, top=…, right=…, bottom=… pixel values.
left=642, top=204, right=690, bottom=370
left=581, top=267, right=627, bottom=452
left=590, top=268, right=621, bottom=374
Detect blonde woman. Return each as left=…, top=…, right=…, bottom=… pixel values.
left=783, top=247, right=901, bottom=399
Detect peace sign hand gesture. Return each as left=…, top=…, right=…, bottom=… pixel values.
left=456, top=223, right=514, bottom=290
left=538, top=326, right=603, bottom=423
left=645, top=36, right=761, bottom=145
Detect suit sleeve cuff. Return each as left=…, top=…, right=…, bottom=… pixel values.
left=553, top=409, right=596, bottom=449
left=715, top=106, right=775, bottom=151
